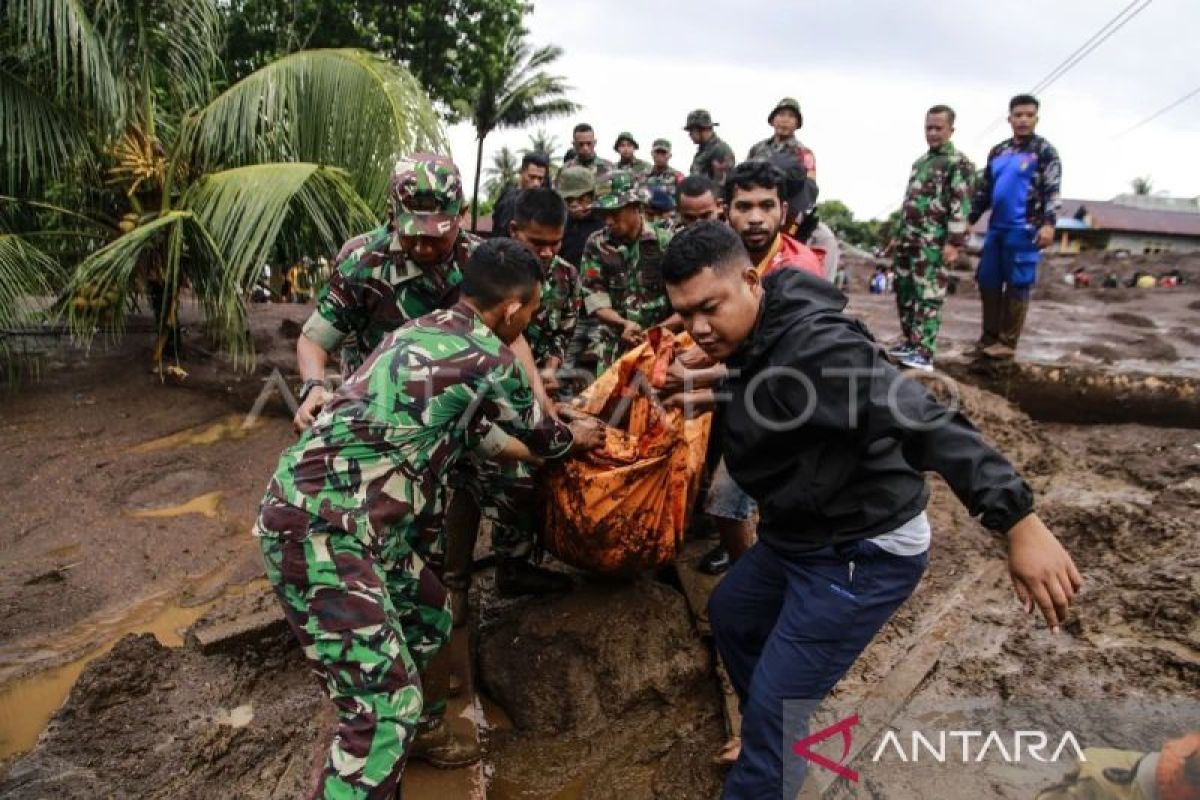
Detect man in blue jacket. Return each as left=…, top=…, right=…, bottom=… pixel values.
left=969, top=94, right=1062, bottom=360
left=659, top=221, right=1082, bottom=799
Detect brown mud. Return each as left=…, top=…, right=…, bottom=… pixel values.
left=1, top=283, right=1198, bottom=798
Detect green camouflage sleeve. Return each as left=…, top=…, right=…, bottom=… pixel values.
left=947, top=154, right=976, bottom=248
left=579, top=234, right=612, bottom=316
left=476, top=357, right=573, bottom=459
left=303, top=257, right=366, bottom=351
left=549, top=274, right=581, bottom=364
left=712, top=141, right=736, bottom=184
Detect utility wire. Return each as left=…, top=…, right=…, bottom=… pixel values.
left=1116, top=83, right=1200, bottom=137
left=973, top=0, right=1154, bottom=142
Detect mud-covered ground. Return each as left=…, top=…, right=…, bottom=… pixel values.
left=1, top=262, right=1198, bottom=798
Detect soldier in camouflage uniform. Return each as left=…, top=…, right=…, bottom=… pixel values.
left=644, top=138, right=686, bottom=195
left=612, top=131, right=650, bottom=178
left=887, top=105, right=975, bottom=371
left=256, top=239, right=601, bottom=799
left=580, top=171, right=677, bottom=370
left=685, top=109, right=736, bottom=184
left=446, top=188, right=584, bottom=612
left=562, top=122, right=614, bottom=177
left=746, top=97, right=818, bottom=180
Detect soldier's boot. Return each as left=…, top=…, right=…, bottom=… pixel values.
left=495, top=557, right=573, bottom=598
left=409, top=717, right=481, bottom=769
left=443, top=490, right=482, bottom=628
left=983, top=295, right=1029, bottom=361
left=970, top=288, right=1005, bottom=358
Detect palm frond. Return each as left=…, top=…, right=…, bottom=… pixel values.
left=184, top=49, right=446, bottom=213
left=0, top=68, right=91, bottom=193
left=180, top=162, right=375, bottom=362
left=3, top=0, right=122, bottom=126
left=0, top=233, right=61, bottom=328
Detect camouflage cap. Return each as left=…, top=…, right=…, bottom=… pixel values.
left=556, top=166, right=596, bottom=199
left=684, top=109, right=718, bottom=130
left=768, top=97, right=803, bottom=127
left=613, top=131, right=639, bottom=151
left=594, top=170, right=650, bottom=211
left=389, top=152, right=464, bottom=238
left=651, top=138, right=672, bottom=153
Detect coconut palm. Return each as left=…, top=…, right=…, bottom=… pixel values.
left=523, top=129, right=561, bottom=162
left=464, top=31, right=578, bottom=231
left=1, top=0, right=445, bottom=372
left=484, top=147, right=519, bottom=204
left=1130, top=176, right=1155, bottom=196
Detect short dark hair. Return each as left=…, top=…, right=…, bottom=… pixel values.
left=723, top=160, right=786, bottom=205
left=662, top=220, right=749, bottom=284
left=572, top=123, right=594, bottom=138
left=521, top=152, right=550, bottom=171
left=461, top=238, right=541, bottom=307
left=678, top=174, right=720, bottom=200
left=513, top=187, right=567, bottom=229
left=1009, top=94, right=1039, bottom=111
left=927, top=104, right=956, bottom=125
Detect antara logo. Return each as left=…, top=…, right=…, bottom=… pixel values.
left=792, top=714, right=861, bottom=782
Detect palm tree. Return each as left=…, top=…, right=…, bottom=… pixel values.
left=465, top=31, right=579, bottom=231
left=524, top=129, right=561, bottom=162
left=1, top=0, right=444, bottom=373
left=484, top=147, right=519, bottom=204
left=1130, top=176, right=1155, bottom=196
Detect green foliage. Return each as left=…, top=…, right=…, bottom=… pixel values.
left=217, top=0, right=530, bottom=121
left=816, top=200, right=899, bottom=251
left=1, top=0, right=445, bottom=374
left=485, top=147, right=518, bottom=203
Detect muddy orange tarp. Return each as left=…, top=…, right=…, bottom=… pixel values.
left=542, top=330, right=712, bottom=576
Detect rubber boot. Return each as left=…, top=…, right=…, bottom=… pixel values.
left=971, top=288, right=1004, bottom=357
left=984, top=296, right=1029, bottom=360
left=409, top=716, right=481, bottom=769
left=442, top=490, right=481, bottom=628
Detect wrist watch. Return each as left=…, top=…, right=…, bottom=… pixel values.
left=298, top=379, right=326, bottom=404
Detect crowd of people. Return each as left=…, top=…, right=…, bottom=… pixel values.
left=253, top=93, right=1082, bottom=799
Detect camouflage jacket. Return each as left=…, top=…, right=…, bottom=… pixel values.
left=266, top=302, right=573, bottom=543
left=614, top=157, right=651, bottom=179
left=896, top=142, right=976, bottom=250
left=689, top=135, right=736, bottom=183
left=301, top=224, right=480, bottom=374
left=580, top=221, right=675, bottom=328
left=526, top=255, right=583, bottom=365
left=747, top=135, right=818, bottom=179
left=562, top=155, right=614, bottom=177
left=644, top=166, right=685, bottom=193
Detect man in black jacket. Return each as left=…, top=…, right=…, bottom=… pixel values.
left=659, top=221, right=1082, bottom=799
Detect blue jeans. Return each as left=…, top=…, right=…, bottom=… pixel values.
left=977, top=226, right=1041, bottom=300
left=710, top=538, right=927, bottom=799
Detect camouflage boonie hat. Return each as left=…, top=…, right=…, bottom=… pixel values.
left=768, top=97, right=803, bottom=127
left=651, top=138, right=672, bottom=153
left=556, top=166, right=596, bottom=199
left=684, top=109, right=718, bottom=130
left=389, top=152, right=464, bottom=238
left=613, top=131, right=639, bottom=151
left=594, top=170, right=650, bottom=211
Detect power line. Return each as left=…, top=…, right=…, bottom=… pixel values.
left=973, top=0, right=1154, bottom=142
left=1116, top=84, right=1200, bottom=137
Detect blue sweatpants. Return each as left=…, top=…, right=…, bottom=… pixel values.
left=710, top=538, right=927, bottom=799
left=977, top=226, right=1041, bottom=301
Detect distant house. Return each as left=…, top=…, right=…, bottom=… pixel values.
left=970, top=194, right=1200, bottom=254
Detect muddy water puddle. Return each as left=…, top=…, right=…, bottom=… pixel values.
left=129, top=490, right=224, bottom=519
left=130, top=413, right=262, bottom=454
left=0, top=578, right=266, bottom=760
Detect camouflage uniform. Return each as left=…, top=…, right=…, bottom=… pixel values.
left=746, top=135, right=818, bottom=179
left=580, top=172, right=674, bottom=369
left=453, top=254, right=583, bottom=559
left=892, top=141, right=975, bottom=358
left=301, top=154, right=479, bottom=376
left=561, top=154, right=614, bottom=178
left=645, top=138, right=685, bottom=194
left=684, top=109, right=736, bottom=183
left=256, top=303, right=573, bottom=799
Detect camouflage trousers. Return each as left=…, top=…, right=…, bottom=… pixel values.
left=893, top=246, right=948, bottom=358
left=450, top=455, right=538, bottom=559
left=255, top=497, right=451, bottom=800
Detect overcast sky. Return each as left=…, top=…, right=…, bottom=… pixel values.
left=443, top=0, right=1198, bottom=220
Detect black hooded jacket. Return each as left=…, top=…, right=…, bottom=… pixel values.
left=721, top=268, right=1034, bottom=555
